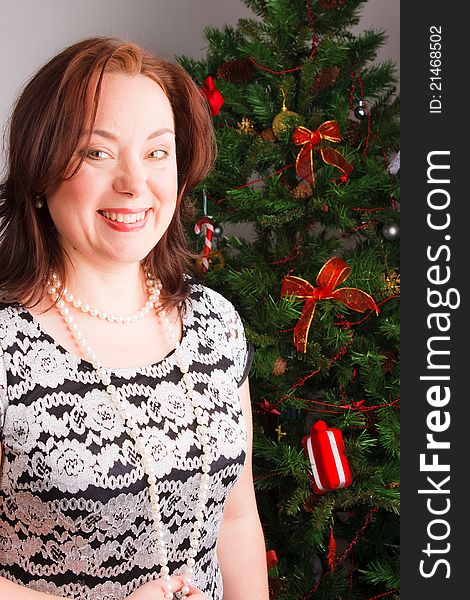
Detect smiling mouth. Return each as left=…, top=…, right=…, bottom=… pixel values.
left=97, top=209, right=149, bottom=223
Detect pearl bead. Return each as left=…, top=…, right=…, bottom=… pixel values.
left=47, top=273, right=210, bottom=587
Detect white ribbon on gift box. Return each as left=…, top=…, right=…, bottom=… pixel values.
left=306, top=430, right=346, bottom=492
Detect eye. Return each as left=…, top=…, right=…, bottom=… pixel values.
left=149, top=149, right=168, bottom=160
left=84, top=149, right=110, bottom=160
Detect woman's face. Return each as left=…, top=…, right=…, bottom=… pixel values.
left=46, top=72, right=178, bottom=270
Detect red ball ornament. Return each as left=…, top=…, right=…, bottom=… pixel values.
left=302, top=420, right=352, bottom=494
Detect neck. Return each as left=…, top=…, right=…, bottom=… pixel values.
left=58, top=261, right=150, bottom=314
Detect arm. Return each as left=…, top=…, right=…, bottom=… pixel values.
left=0, top=577, right=64, bottom=600
left=216, top=378, right=269, bottom=600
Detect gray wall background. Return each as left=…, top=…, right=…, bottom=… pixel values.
left=0, top=0, right=399, bottom=174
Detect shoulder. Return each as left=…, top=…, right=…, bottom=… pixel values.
left=188, top=280, right=239, bottom=322
left=0, top=302, right=22, bottom=332
left=0, top=302, right=32, bottom=350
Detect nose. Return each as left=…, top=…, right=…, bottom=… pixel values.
left=112, top=157, right=148, bottom=198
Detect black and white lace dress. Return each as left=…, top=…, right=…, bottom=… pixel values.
left=0, top=282, right=253, bottom=600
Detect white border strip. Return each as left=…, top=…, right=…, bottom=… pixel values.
left=327, top=430, right=346, bottom=488
left=306, top=435, right=327, bottom=492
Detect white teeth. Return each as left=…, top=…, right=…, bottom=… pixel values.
left=100, top=210, right=147, bottom=222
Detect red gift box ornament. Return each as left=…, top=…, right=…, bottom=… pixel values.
left=302, top=420, right=352, bottom=494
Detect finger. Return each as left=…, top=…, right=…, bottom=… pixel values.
left=154, top=575, right=185, bottom=599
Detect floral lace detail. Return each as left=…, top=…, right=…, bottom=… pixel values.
left=0, top=283, right=252, bottom=600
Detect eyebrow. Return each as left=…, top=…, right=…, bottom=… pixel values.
left=88, top=127, right=175, bottom=141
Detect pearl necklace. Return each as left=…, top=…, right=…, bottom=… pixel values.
left=47, top=274, right=211, bottom=600
left=47, top=273, right=155, bottom=323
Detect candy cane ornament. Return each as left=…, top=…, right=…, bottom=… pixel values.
left=194, top=217, right=214, bottom=272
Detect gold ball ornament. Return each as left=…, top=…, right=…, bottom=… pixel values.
left=272, top=104, right=302, bottom=139
left=194, top=249, right=225, bottom=277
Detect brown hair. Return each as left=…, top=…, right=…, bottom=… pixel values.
left=0, top=36, right=216, bottom=313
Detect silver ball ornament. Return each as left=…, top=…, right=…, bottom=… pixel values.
left=382, top=222, right=400, bottom=240
left=213, top=223, right=224, bottom=238
left=354, top=100, right=367, bottom=120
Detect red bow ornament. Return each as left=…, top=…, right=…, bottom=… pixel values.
left=292, top=121, right=353, bottom=185
left=281, top=257, right=378, bottom=352
left=200, top=75, right=224, bottom=117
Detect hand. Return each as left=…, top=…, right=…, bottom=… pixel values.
left=126, top=576, right=208, bottom=599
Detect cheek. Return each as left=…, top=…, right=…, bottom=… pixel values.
left=47, top=177, right=97, bottom=229
left=150, top=170, right=179, bottom=207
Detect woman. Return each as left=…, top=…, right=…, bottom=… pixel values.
left=0, top=37, right=269, bottom=600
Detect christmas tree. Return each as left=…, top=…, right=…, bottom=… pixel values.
left=178, top=1, right=400, bottom=598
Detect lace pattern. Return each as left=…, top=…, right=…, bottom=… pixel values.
left=0, top=283, right=252, bottom=599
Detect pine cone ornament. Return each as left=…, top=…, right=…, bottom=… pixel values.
left=290, top=181, right=313, bottom=199
left=364, top=410, right=378, bottom=434
left=319, top=0, right=348, bottom=9
left=380, top=350, right=397, bottom=373
left=216, top=58, right=256, bottom=83
left=303, top=493, right=323, bottom=513
left=268, top=576, right=286, bottom=599
left=311, top=66, right=340, bottom=94
left=260, top=127, right=277, bottom=142
left=346, top=119, right=362, bottom=146
left=272, top=356, right=287, bottom=376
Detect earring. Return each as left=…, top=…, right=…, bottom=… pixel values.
left=35, top=195, right=44, bottom=208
